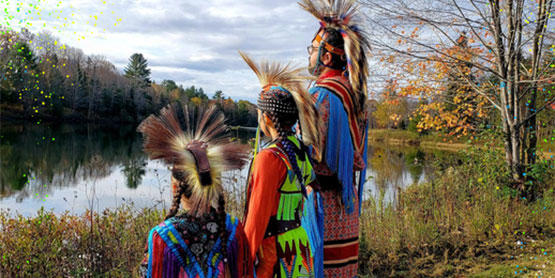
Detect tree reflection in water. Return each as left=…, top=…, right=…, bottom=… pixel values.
left=0, top=123, right=143, bottom=200
left=121, top=158, right=147, bottom=189
left=0, top=123, right=456, bottom=213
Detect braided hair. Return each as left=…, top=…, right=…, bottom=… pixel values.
left=259, top=87, right=307, bottom=192
left=168, top=170, right=229, bottom=264
left=217, top=195, right=228, bottom=264
left=314, top=27, right=365, bottom=116
left=166, top=170, right=193, bottom=220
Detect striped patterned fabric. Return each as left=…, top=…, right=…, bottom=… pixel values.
left=309, top=69, right=367, bottom=277
left=321, top=190, right=359, bottom=277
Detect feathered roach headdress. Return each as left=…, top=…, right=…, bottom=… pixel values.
left=299, top=0, right=370, bottom=112
left=137, top=104, right=251, bottom=217
left=239, top=51, right=322, bottom=161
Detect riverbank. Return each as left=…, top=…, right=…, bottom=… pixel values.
left=368, top=128, right=555, bottom=158
left=1, top=147, right=553, bottom=277
left=359, top=146, right=555, bottom=277
left=0, top=104, right=139, bottom=125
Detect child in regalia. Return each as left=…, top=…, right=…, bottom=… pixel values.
left=139, top=104, right=254, bottom=278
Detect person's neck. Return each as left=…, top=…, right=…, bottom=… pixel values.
left=270, top=129, right=280, bottom=141
left=180, top=197, right=191, bottom=211
left=318, top=67, right=343, bottom=80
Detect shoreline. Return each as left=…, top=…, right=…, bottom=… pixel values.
left=368, top=129, right=555, bottom=159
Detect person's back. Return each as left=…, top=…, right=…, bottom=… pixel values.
left=239, top=52, right=322, bottom=278
left=137, top=104, right=254, bottom=278
left=300, top=0, right=371, bottom=276
left=145, top=209, right=251, bottom=278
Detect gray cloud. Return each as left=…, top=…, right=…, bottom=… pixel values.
left=25, top=0, right=324, bottom=101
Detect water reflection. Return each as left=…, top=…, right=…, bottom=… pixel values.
left=0, top=123, right=144, bottom=199
left=121, top=159, right=147, bottom=189
left=0, top=124, right=455, bottom=215
left=364, top=144, right=448, bottom=205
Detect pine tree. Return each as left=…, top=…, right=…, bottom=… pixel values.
left=124, top=53, right=151, bottom=86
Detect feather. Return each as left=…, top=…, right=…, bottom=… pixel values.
left=138, top=103, right=251, bottom=217
left=239, top=51, right=323, bottom=161
left=299, top=0, right=370, bottom=113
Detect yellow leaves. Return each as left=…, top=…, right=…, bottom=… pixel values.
left=437, top=72, right=444, bottom=79
left=404, top=63, right=415, bottom=74
left=387, top=55, right=395, bottom=63
left=190, top=97, right=202, bottom=106
left=389, top=113, right=402, bottom=122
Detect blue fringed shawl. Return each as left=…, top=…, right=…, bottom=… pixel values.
left=312, top=87, right=362, bottom=214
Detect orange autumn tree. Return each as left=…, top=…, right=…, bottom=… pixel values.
left=373, top=79, right=411, bottom=128
left=398, top=32, right=492, bottom=137
left=363, top=0, right=555, bottom=192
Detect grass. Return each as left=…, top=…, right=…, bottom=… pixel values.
left=0, top=196, right=246, bottom=277
left=0, top=147, right=554, bottom=277
left=467, top=238, right=555, bottom=278
left=358, top=147, right=555, bottom=277
left=367, top=129, right=477, bottom=151
left=0, top=205, right=165, bottom=277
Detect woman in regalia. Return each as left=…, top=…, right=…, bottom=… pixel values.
left=240, top=52, right=322, bottom=278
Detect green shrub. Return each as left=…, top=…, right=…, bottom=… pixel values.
left=0, top=205, right=164, bottom=277
left=359, top=147, right=555, bottom=277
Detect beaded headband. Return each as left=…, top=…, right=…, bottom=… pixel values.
left=257, top=86, right=298, bottom=116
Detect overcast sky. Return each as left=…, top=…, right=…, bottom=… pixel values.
left=5, top=0, right=325, bottom=102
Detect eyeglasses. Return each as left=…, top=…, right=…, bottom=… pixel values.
left=307, top=45, right=316, bottom=55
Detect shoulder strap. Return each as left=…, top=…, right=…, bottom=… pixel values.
left=154, top=221, right=206, bottom=278
left=316, top=78, right=365, bottom=153
left=265, top=145, right=293, bottom=170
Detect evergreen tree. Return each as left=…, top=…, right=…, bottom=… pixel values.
left=161, top=80, right=177, bottom=92
left=212, top=90, right=224, bottom=100
left=124, top=53, right=151, bottom=86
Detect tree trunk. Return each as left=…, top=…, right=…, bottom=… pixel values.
left=87, top=66, right=97, bottom=120
left=526, top=95, right=538, bottom=166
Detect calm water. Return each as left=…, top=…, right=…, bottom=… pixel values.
left=0, top=123, right=453, bottom=216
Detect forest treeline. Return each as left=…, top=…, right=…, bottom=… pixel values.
left=0, top=28, right=257, bottom=127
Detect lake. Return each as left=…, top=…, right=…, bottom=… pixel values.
left=0, top=123, right=455, bottom=216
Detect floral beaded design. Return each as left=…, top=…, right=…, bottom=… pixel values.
left=169, top=210, right=224, bottom=269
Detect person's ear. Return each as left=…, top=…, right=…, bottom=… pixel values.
left=263, top=113, right=273, bottom=128
left=321, top=51, right=333, bottom=66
